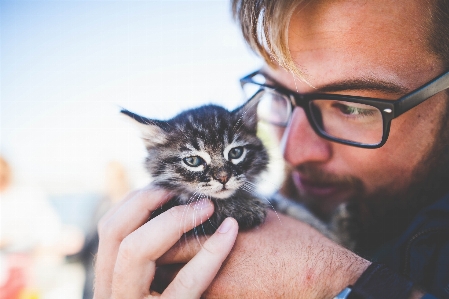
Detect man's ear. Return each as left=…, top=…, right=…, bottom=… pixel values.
left=120, top=109, right=167, bottom=147
left=232, top=98, right=259, bottom=133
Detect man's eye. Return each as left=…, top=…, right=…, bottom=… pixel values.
left=334, top=103, right=376, bottom=117
left=228, top=147, right=244, bottom=159
left=183, top=156, right=204, bottom=167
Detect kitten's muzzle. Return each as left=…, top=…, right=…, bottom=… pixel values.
left=213, top=169, right=231, bottom=185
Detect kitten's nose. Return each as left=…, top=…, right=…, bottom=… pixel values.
left=213, top=170, right=230, bottom=184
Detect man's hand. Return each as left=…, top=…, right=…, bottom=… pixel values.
left=93, top=186, right=238, bottom=299
left=156, top=210, right=371, bottom=299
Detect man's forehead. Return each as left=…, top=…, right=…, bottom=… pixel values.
left=292, top=0, right=430, bottom=25
left=273, top=0, right=442, bottom=95
left=288, top=0, right=433, bottom=58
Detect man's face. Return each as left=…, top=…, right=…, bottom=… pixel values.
left=266, top=0, right=448, bottom=220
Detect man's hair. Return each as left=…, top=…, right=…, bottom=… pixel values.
left=232, top=0, right=449, bottom=202
left=232, top=0, right=449, bottom=71
left=231, top=0, right=302, bottom=78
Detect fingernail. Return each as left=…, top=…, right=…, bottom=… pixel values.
left=193, top=199, right=212, bottom=210
left=217, top=218, right=233, bottom=234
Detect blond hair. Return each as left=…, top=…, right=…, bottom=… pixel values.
left=232, top=0, right=449, bottom=71
left=232, top=0, right=304, bottom=78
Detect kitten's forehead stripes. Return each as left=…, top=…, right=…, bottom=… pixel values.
left=179, top=145, right=192, bottom=152
left=186, top=144, right=197, bottom=151
left=198, top=140, right=206, bottom=151
left=189, top=138, right=201, bottom=151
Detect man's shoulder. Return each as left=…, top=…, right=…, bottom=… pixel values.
left=400, top=193, right=449, bottom=243
left=387, top=192, right=449, bottom=298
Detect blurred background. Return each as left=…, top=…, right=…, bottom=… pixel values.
left=0, top=0, right=263, bottom=298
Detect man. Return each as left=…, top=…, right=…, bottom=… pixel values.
left=93, top=0, right=449, bottom=298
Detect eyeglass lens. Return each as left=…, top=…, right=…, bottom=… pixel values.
left=245, top=84, right=384, bottom=146
left=309, top=100, right=383, bottom=145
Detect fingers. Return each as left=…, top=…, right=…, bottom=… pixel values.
left=111, top=200, right=215, bottom=299
left=157, top=233, right=205, bottom=266
left=157, top=210, right=281, bottom=266
left=94, top=186, right=173, bottom=299
left=94, top=184, right=239, bottom=299
left=162, top=218, right=239, bottom=299
left=98, top=186, right=171, bottom=237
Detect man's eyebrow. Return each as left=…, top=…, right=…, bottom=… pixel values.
left=260, top=70, right=410, bottom=96
left=316, top=78, right=409, bottom=95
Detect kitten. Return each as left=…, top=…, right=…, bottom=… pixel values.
left=122, top=101, right=358, bottom=249
left=121, top=99, right=269, bottom=234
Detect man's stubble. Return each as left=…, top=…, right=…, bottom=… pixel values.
left=279, top=100, right=449, bottom=251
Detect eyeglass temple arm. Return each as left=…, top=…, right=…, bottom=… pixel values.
left=395, top=71, right=449, bottom=117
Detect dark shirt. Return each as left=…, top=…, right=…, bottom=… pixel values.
left=382, top=192, right=449, bottom=298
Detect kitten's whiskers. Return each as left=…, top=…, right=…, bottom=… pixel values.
left=181, top=189, right=211, bottom=249
left=195, top=195, right=211, bottom=248
left=180, top=192, right=198, bottom=239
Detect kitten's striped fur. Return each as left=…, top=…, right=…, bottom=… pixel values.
left=122, top=99, right=269, bottom=233
left=122, top=101, right=358, bottom=249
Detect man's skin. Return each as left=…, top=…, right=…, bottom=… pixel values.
left=158, top=0, right=446, bottom=297
left=273, top=0, right=446, bottom=221
left=93, top=0, right=446, bottom=298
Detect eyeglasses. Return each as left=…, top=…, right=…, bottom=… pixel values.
left=240, top=69, right=449, bottom=148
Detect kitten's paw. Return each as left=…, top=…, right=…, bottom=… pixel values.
left=233, top=199, right=267, bottom=230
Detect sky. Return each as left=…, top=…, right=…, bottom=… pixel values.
left=0, top=0, right=262, bottom=194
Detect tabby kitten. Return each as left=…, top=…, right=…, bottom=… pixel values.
left=121, top=99, right=269, bottom=234
left=122, top=101, right=358, bottom=249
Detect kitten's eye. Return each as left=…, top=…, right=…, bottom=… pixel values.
left=228, top=147, right=244, bottom=160
left=183, top=156, right=204, bottom=167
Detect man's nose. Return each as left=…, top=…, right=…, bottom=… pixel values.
left=281, top=108, right=332, bottom=166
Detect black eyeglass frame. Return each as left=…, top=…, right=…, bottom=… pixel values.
left=240, top=69, right=449, bottom=148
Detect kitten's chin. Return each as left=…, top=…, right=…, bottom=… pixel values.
left=209, top=189, right=237, bottom=199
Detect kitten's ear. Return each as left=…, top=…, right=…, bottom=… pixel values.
left=232, top=98, right=259, bottom=132
left=120, top=109, right=167, bottom=147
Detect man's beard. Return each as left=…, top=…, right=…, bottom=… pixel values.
left=280, top=106, right=449, bottom=252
